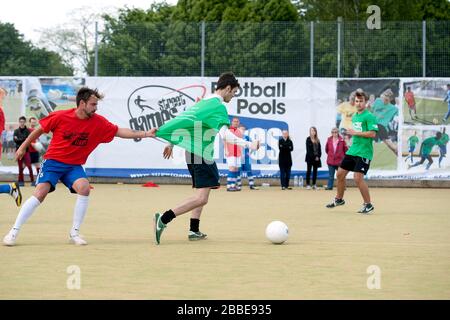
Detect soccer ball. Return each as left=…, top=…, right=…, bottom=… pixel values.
left=432, top=118, right=439, bottom=125
left=265, top=221, right=289, bottom=244
left=33, top=141, right=45, bottom=153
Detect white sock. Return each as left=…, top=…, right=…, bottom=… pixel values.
left=12, top=196, right=41, bottom=235
left=71, top=195, right=89, bottom=236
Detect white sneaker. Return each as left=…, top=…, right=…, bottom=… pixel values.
left=69, top=234, right=88, bottom=246
left=306, top=185, right=311, bottom=190
left=3, top=231, right=17, bottom=246
left=312, top=185, right=318, bottom=190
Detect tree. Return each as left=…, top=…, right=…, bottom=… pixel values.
left=38, top=7, right=106, bottom=75
left=0, top=22, right=72, bottom=76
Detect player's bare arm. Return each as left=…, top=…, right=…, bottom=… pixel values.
left=15, top=127, right=44, bottom=160
left=219, top=126, right=260, bottom=151
left=347, top=129, right=376, bottom=138
left=115, top=127, right=156, bottom=139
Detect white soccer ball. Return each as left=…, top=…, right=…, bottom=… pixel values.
left=33, top=141, right=45, bottom=153
left=265, top=221, right=289, bottom=244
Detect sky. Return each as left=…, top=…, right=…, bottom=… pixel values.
left=1, top=0, right=178, bottom=44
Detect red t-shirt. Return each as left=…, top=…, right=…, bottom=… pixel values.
left=225, top=126, right=243, bottom=157
left=40, top=109, right=119, bottom=165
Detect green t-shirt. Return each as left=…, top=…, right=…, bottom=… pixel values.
left=346, top=109, right=379, bottom=160
left=156, top=96, right=230, bottom=161
left=371, top=98, right=398, bottom=128
left=421, top=137, right=439, bottom=155
left=438, top=133, right=449, bottom=145
left=408, top=135, right=419, bottom=148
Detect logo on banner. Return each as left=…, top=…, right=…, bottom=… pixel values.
left=211, top=81, right=287, bottom=115
left=127, top=84, right=206, bottom=141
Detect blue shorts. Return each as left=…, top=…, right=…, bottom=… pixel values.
left=409, top=146, right=416, bottom=153
left=36, top=159, right=87, bottom=193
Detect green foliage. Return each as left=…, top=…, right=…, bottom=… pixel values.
left=91, top=0, right=448, bottom=77
left=0, top=22, right=72, bottom=76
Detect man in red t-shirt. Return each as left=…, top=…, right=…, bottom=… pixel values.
left=224, top=117, right=242, bottom=191
left=404, top=86, right=417, bottom=120
left=3, top=87, right=156, bottom=246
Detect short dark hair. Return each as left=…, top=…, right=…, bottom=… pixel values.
left=76, top=87, right=104, bottom=107
left=216, top=72, right=240, bottom=90
left=355, top=91, right=367, bottom=101
left=436, top=132, right=442, bottom=139
left=19, top=116, right=26, bottom=122
left=29, top=117, right=37, bottom=122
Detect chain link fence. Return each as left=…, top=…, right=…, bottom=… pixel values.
left=93, top=20, right=450, bottom=78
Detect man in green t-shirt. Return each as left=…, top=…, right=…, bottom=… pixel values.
left=153, top=72, right=260, bottom=245
left=408, top=131, right=442, bottom=170
left=438, top=127, right=448, bottom=168
left=371, top=89, right=398, bottom=155
left=326, top=90, right=378, bottom=214
left=405, top=132, right=419, bottom=164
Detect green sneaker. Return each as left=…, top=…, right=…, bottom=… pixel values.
left=188, top=231, right=207, bottom=241
left=154, top=213, right=166, bottom=245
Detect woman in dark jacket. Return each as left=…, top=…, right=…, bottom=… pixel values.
left=325, top=128, right=348, bottom=190
left=278, top=130, right=293, bottom=190
left=305, top=126, right=322, bottom=189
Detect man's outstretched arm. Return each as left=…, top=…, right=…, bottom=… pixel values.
left=115, top=128, right=157, bottom=139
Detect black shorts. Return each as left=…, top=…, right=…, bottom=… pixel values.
left=339, top=154, right=371, bottom=175
left=30, top=151, right=40, bottom=164
left=185, top=152, right=220, bottom=189
left=375, top=124, right=388, bottom=141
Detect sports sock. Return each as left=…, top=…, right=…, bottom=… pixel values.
left=190, top=218, right=200, bottom=232
left=71, top=195, right=89, bottom=236
left=12, top=196, right=41, bottom=231
left=161, top=209, right=176, bottom=224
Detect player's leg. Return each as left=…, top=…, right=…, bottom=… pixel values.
left=0, top=182, right=22, bottom=207
left=438, top=145, right=446, bottom=168
left=3, top=182, right=52, bottom=246
left=425, top=155, right=433, bottom=170
left=60, top=164, right=90, bottom=245
left=443, top=105, right=450, bottom=123
left=189, top=206, right=207, bottom=241
left=354, top=172, right=374, bottom=214
left=155, top=187, right=211, bottom=244
left=409, top=154, right=426, bottom=169
left=236, top=160, right=242, bottom=191
left=68, top=178, right=90, bottom=245
left=154, top=155, right=218, bottom=245
left=326, top=155, right=354, bottom=208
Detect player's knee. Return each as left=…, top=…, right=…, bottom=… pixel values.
left=74, top=183, right=90, bottom=196
left=196, top=195, right=209, bottom=206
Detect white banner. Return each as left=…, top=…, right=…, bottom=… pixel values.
left=1, top=76, right=449, bottom=180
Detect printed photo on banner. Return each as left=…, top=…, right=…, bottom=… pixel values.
left=336, top=79, right=400, bottom=170
left=23, top=77, right=85, bottom=155
left=0, top=79, right=24, bottom=167
left=402, top=125, right=449, bottom=173
left=402, top=80, right=450, bottom=126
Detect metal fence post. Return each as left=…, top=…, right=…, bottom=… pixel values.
left=422, top=20, right=426, bottom=77
left=337, top=17, right=342, bottom=78
left=310, top=21, right=314, bottom=77
left=94, top=21, right=98, bottom=77
left=201, top=21, right=205, bottom=77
